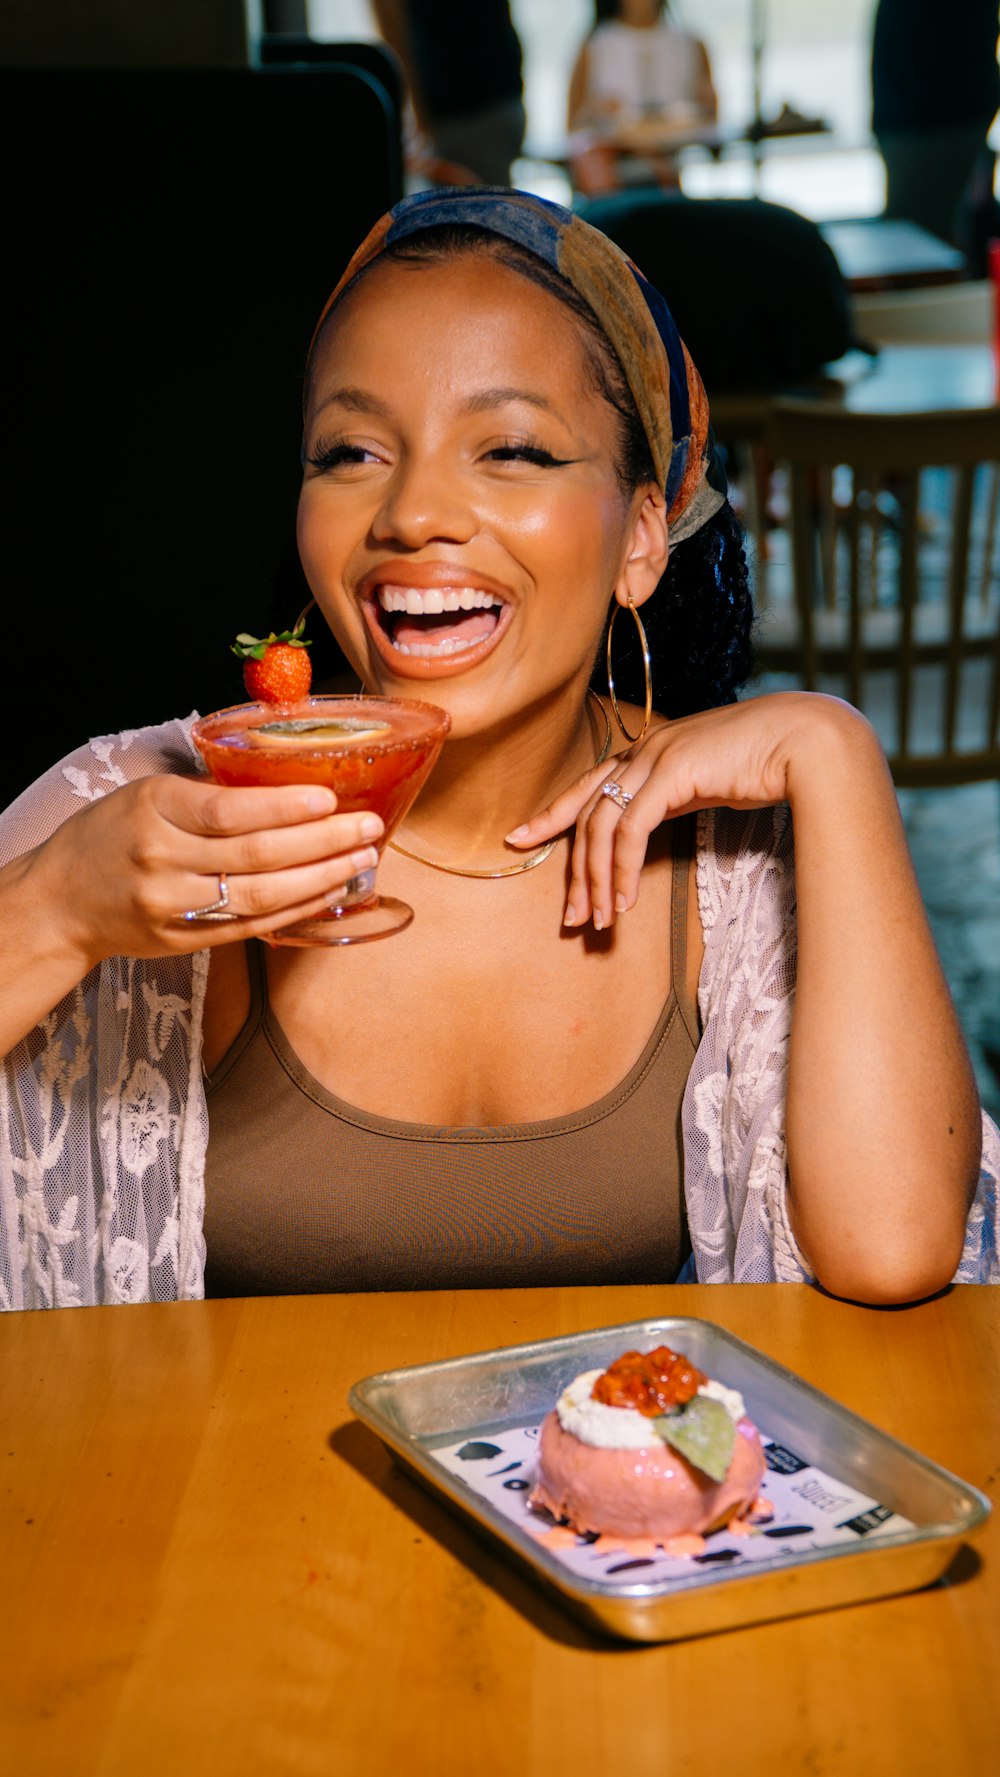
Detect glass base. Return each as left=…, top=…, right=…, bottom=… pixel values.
left=264, top=894, right=415, bottom=947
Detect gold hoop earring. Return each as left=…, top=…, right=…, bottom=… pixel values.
left=606, top=595, right=653, bottom=743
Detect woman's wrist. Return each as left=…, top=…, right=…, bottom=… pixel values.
left=3, top=845, right=90, bottom=964
left=0, top=848, right=103, bottom=1057
left=780, top=694, right=889, bottom=813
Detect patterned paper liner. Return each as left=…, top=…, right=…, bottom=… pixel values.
left=434, top=1423, right=915, bottom=1584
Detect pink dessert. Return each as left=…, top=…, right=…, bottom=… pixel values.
left=529, top=1345, right=766, bottom=1542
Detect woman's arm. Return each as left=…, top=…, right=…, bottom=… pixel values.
left=0, top=754, right=384, bottom=1058
left=778, top=702, right=978, bottom=1299
left=507, top=691, right=981, bottom=1302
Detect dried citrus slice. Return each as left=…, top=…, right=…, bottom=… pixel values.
left=246, top=718, right=394, bottom=749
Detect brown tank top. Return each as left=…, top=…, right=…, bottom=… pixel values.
left=203, top=823, right=699, bottom=1296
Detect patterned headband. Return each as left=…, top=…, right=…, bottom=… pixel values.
left=311, top=187, right=727, bottom=544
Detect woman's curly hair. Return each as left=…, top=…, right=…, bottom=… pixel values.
left=597, top=501, right=756, bottom=717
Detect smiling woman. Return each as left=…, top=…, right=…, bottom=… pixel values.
left=0, top=187, right=997, bottom=1311
left=297, top=249, right=658, bottom=734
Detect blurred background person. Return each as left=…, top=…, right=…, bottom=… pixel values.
left=567, top=0, right=717, bottom=196
left=371, top=0, right=525, bottom=185
left=871, top=0, right=1000, bottom=273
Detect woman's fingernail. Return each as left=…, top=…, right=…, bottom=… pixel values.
left=358, top=814, right=384, bottom=841
left=593, top=910, right=604, bottom=932
left=305, top=789, right=336, bottom=813
left=563, top=904, right=577, bottom=927
left=615, top=892, right=628, bottom=913
left=350, top=846, right=379, bottom=871
left=505, top=823, right=530, bottom=843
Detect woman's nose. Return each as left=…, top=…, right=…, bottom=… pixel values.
left=370, top=455, right=476, bottom=548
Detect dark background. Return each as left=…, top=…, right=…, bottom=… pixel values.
left=3, top=59, right=401, bottom=808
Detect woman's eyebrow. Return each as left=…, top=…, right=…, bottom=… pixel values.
left=462, top=386, right=561, bottom=416
left=312, top=385, right=394, bottom=418
left=313, top=384, right=569, bottom=423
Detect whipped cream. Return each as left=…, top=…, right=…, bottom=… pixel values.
left=554, top=1368, right=747, bottom=1451
left=698, top=1379, right=746, bottom=1424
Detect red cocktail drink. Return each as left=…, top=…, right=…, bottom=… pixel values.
left=192, top=695, right=450, bottom=944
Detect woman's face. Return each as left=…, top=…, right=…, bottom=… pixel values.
left=297, top=252, right=662, bottom=739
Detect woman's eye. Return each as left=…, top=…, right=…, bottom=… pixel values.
left=486, top=442, right=568, bottom=468
left=305, top=441, right=380, bottom=472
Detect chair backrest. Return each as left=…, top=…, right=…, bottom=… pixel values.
left=576, top=192, right=856, bottom=395
left=1, top=64, right=402, bottom=806
left=760, top=403, right=1000, bottom=787
left=257, top=34, right=406, bottom=123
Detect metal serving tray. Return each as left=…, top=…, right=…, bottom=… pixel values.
left=348, top=1317, right=990, bottom=1643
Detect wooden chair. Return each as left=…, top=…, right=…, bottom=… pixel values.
left=756, top=402, right=1000, bottom=787
left=847, top=285, right=1000, bottom=632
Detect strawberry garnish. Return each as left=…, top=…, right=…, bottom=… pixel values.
left=232, top=615, right=312, bottom=705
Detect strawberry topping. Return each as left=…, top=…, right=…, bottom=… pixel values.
left=591, top=1346, right=708, bottom=1416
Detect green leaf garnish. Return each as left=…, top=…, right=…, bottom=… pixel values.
left=653, top=1395, right=736, bottom=1483
left=231, top=616, right=312, bottom=660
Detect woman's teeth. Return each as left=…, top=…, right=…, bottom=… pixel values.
left=375, top=585, right=503, bottom=657
left=377, top=585, right=501, bottom=615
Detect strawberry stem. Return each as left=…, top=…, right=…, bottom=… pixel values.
left=231, top=614, right=313, bottom=660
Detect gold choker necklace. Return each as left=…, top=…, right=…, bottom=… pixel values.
left=388, top=692, right=613, bottom=879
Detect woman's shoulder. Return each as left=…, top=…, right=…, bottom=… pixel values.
left=1, top=713, right=201, bottom=861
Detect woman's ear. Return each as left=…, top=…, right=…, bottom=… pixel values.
left=615, top=486, right=669, bottom=610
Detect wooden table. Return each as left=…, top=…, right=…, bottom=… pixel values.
left=819, top=218, right=968, bottom=293
left=820, top=342, right=1000, bottom=416
left=710, top=341, right=1000, bottom=606
left=711, top=342, right=1000, bottom=442
left=2, top=1285, right=997, bottom=1776
left=529, top=111, right=829, bottom=177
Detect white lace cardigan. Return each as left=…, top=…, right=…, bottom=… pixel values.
left=1, top=718, right=997, bottom=1309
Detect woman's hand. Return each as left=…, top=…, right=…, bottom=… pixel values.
left=508, top=690, right=819, bottom=929
left=0, top=773, right=383, bottom=1053
left=37, top=772, right=385, bottom=963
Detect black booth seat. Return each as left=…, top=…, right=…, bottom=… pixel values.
left=575, top=190, right=856, bottom=395
left=2, top=64, right=402, bottom=806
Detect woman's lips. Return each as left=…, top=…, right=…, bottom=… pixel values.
left=362, top=580, right=512, bottom=679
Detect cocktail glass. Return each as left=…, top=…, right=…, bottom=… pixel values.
left=191, top=694, right=451, bottom=945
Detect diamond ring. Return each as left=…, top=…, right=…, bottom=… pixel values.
left=600, top=780, right=634, bottom=812
left=181, top=873, right=241, bottom=923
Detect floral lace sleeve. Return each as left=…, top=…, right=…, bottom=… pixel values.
left=0, top=720, right=210, bottom=1310
left=684, top=805, right=999, bottom=1285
